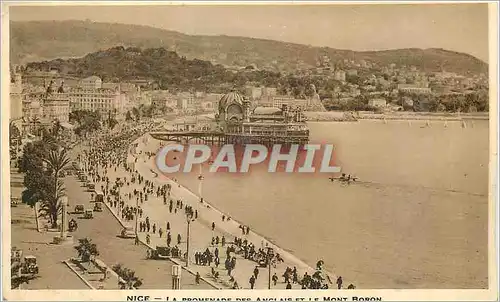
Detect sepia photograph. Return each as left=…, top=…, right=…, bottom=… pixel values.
left=1, top=1, right=498, bottom=301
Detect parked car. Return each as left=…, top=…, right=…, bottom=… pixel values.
left=93, top=202, right=103, bottom=212
left=74, top=205, right=85, bottom=214
left=84, top=209, right=94, bottom=219
left=119, top=227, right=136, bottom=239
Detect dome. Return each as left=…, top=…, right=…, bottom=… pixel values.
left=218, top=91, right=244, bottom=112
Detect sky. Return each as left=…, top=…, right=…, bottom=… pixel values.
left=8, top=2, right=490, bottom=62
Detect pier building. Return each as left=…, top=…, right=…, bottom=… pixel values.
left=150, top=91, right=310, bottom=145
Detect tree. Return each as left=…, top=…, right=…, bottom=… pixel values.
left=125, top=111, right=133, bottom=121
left=19, top=137, right=61, bottom=227
left=30, top=116, right=41, bottom=136
left=75, top=238, right=99, bottom=262
left=41, top=148, right=70, bottom=228
left=9, top=122, right=21, bottom=144
left=132, top=107, right=141, bottom=121
left=71, top=110, right=101, bottom=138
left=112, top=264, right=143, bottom=289
left=108, top=118, right=118, bottom=130
left=52, top=120, right=62, bottom=138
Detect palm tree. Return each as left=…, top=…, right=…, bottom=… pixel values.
left=43, top=148, right=71, bottom=179
left=75, top=238, right=99, bottom=262
left=52, top=120, right=62, bottom=138
left=30, top=116, right=41, bottom=136
left=38, top=179, right=66, bottom=228
left=112, top=264, right=143, bottom=289
left=42, top=148, right=71, bottom=228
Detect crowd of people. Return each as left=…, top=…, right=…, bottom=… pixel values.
left=76, top=120, right=355, bottom=290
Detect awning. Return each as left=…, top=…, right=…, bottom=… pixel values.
left=60, top=122, right=75, bottom=129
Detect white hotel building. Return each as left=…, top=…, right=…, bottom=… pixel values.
left=67, top=76, right=130, bottom=116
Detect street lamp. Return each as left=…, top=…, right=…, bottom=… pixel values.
left=266, top=247, right=275, bottom=290
left=135, top=197, right=139, bottom=236
left=185, top=211, right=194, bottom=268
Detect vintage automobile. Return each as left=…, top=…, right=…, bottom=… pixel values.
left=11, top=198, right=21, bottom=207
left=93, top=202, right=103, bottom=212
left=119, top=227, right=136, bottom=239
left=94, top=191, right=104, bottom=203
left=149, top=246, right=172, bottom=260
left=84, top=209, right=94, bottom=219
left=74, top=204, right=85, bottom=214
left=20, top=255, right=39, bottom=275
left=68, top=219, right=78, bottom=232
left=11, top=247, right=22, bottom=263
left=63, top=166, right=73, bottom=176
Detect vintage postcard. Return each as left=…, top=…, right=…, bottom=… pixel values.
left=1, top=1, right=498, bottom=301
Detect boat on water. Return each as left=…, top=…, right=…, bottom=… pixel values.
left=329, top=174, right=359, bottom=183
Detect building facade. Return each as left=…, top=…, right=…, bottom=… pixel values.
left=67, top=88, right=123, bottom=116
left=42, top=93, right=70, bottom=123
left=10, top=73, right=23, bottom=121
left=80, top=76, right=103, bottom=90
left=397, top=84, right=432, bottom=94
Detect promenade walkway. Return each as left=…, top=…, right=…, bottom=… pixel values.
left=85, top=133, right=339, bottom=290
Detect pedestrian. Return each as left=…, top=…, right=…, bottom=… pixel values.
left=286, top=282, right=292, bottom=289
left=249, top=275, right=256, bottom=289
left=195, top=272, right=201, bottom=285
left=166, top=221, right=170, bottom=231
left=272, top=273, right=278, bottom=286
left=152, top=224, right=156, bottom=234
left=159, top=228, right=163, bottom=238
left=336, top=276, right=343, bottom=289
left=195, top=210, right=198, bottom=219
left=177, top=233, right=182, bottom=245
left=212, top=222, right=215, bottom=231
left=146, top=234, right=150, bottom=245
left=221, top=236, right=226, bottom=246
left=253, top=266, right=259, bottom=279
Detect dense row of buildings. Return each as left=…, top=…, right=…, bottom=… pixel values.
left=9, top=57, right=488, bottom=138
left=10, top=69, right=321, bottom=138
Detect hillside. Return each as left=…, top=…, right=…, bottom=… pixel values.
left=10, top=20, right=488, bottom=75
left=24, top=46, right=282, bottom=93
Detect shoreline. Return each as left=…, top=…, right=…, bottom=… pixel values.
left=305, top=111, right=489, bottom=122
left=130, top=132, right=340, bottom=288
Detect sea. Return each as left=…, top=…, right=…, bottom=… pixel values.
left=151, top=119, right=489, bottom=289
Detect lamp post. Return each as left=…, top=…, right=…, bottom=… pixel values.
left=266, top=247, right=275, bottom=290
left=185, top=211, right=194, bottom=268
left=197, top=163, right=204, bottom=200
left=135, top=197, right=139, bottom=236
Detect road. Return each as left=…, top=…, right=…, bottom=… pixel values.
left=64, top=170, right=213, bottom=289
left=11, top=205, right=88, bottom=290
